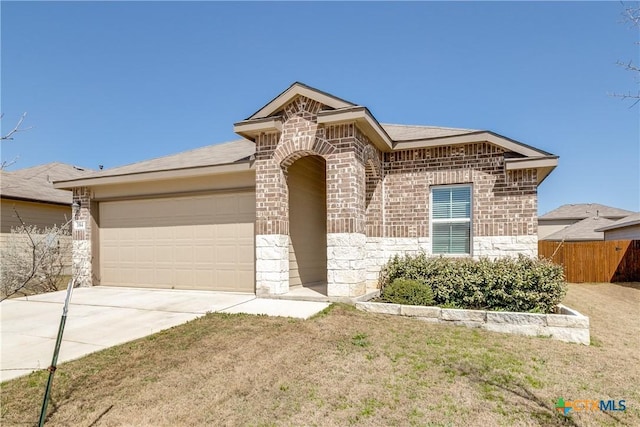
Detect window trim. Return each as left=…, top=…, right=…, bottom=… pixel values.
left=430, top=184, right=473, bottom=256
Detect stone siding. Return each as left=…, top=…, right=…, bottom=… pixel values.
left=473, top=235, right=538, bottom=258
left=327, top=233, right=366, bottom=297
left=365, top=237, right=430, bottom=287
left=255, top=234, right=289, bottom=296
left=71, top=187, right=92, bottom=287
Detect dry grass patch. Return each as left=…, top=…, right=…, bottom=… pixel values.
left=1, top=283, right=638, bottom=426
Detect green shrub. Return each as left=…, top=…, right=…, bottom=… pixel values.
left=378, top=254, right=565, bottom=313
left=380, top=278, right=434, bottom=306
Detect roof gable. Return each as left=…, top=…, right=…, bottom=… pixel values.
left=247, top=82, right=356, bottom=120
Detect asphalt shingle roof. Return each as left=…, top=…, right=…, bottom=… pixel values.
left=56, top=123, right=481, bottom=182
left=543, top=216, right=616, bottom=241
left=594, top=212, right=640, bottom=232
left=76, top=139, right=256, bottom=179
left=539, top=203, right=634, bottom=220
left=381, top=123, right=478, bottom=140
left=1, top=162, right=92, bottom=204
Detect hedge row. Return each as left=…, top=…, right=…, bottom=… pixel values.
left=378, top=254, right=566, bottom=313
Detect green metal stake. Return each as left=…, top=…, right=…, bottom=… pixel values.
left=38, top=278, right=75, bottom=427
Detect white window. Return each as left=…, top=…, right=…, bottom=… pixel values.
left=431, top=185, right=472, bottom=255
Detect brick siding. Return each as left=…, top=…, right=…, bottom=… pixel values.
left=255, top=95, right=538, bottom=243
left=381, top=144, right=537, bottom=238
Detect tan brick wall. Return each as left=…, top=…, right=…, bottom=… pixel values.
left=382, top=143, right=537, bottom=238
left=255, top=95, right=372, bottom=236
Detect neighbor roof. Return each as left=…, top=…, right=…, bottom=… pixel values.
left=1, top=162, right=92, bottom=205
left=543, top=216, right=616, bottom=241
left=594, top=212, right=640, bottom=232
left=539, top=203, right=635, bottom=220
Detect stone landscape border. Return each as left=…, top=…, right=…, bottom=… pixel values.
left=355, top=302, right=590, bottom=345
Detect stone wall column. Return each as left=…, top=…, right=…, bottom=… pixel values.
left=71, top=187, right=92, bottom=287
left=326, top=151, right=367, bottom=297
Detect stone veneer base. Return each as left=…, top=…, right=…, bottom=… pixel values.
left=72, top=240, right=91, bottom=287
left=255, top=234, right=290, bottom=296
left=355, top=302, right=590, bottom=345
left=365, top=235, right=538, bottom=287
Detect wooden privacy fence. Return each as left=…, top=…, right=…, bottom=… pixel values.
left=538, top=240, right=640, bottom=283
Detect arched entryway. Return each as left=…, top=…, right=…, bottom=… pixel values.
left=287, top=155, right=327, bottom=294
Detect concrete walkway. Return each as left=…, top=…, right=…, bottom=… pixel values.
left=0, top=287, right=329, bottom=382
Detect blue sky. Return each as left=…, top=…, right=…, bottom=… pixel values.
left=1, top=1, right=638, bottom=215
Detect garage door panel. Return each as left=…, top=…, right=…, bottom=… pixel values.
left=100, top=192, right=255, bottom=292
left=152, top=269, right=174, bottom=286
left=153, top=246, right=173, bottom=263
left=174, top=247, right=194, bottom=262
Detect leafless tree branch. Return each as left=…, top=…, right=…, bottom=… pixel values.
left=0, top=209, right=72, bottom=301
left=616, top=59, right=640, bottom=73
left=608, top=91, right=640, bottom=107
left=622, top=2, right=640, bottom=25
left=612, top=3, right=640, bottom=106
left=1, top=156, right=19, bottom=170
left=1, top=112, right=32, bottom=141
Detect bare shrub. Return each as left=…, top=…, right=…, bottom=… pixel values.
left=0, top=219, right=71, bottom=301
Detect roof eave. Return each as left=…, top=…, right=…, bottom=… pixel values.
left=54, top=160, right=255, bottom=189
left=595, top=220, right=640, bottom=232
left=316, top=107, right=393, bottom=152
left=1, top=195, right=71, bottom=206
left=504, top=156, right=559, bottom=185
left=392, top=131, right=553, bottom=158
left=233, top=117, right=283, bottom=141
left=544, top=237, right=604, bottom=242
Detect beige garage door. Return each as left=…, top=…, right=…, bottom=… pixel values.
left=100, top=192, right=255, bottom=292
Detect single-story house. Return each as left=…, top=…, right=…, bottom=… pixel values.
left=595, top=212, right=640, bottom=241
left=1, top=163, right=92, bottom=280
left=1, top=162, right=90, bottom=244
left=538, top=203, right=634, bottom=240
left=542, top=216, right=615, bottom=242
left=54, top=82, right=558, bottom=298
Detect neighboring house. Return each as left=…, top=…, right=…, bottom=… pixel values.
left=542, top=216, right=616, bottom=242
left=595, top=212, right=640, bottom=241
left=1, top=162, right=92, bottom=272
left=54, top=82, right=558, bottom=298
left=538, top=203, right=634, bottom=240
left=1, top=162, right=91, bottom=236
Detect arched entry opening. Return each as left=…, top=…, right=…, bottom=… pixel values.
left=287, top=155, right=327, bottom=295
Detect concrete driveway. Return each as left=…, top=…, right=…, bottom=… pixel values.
left=0, top=287, right=329, bottom=382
